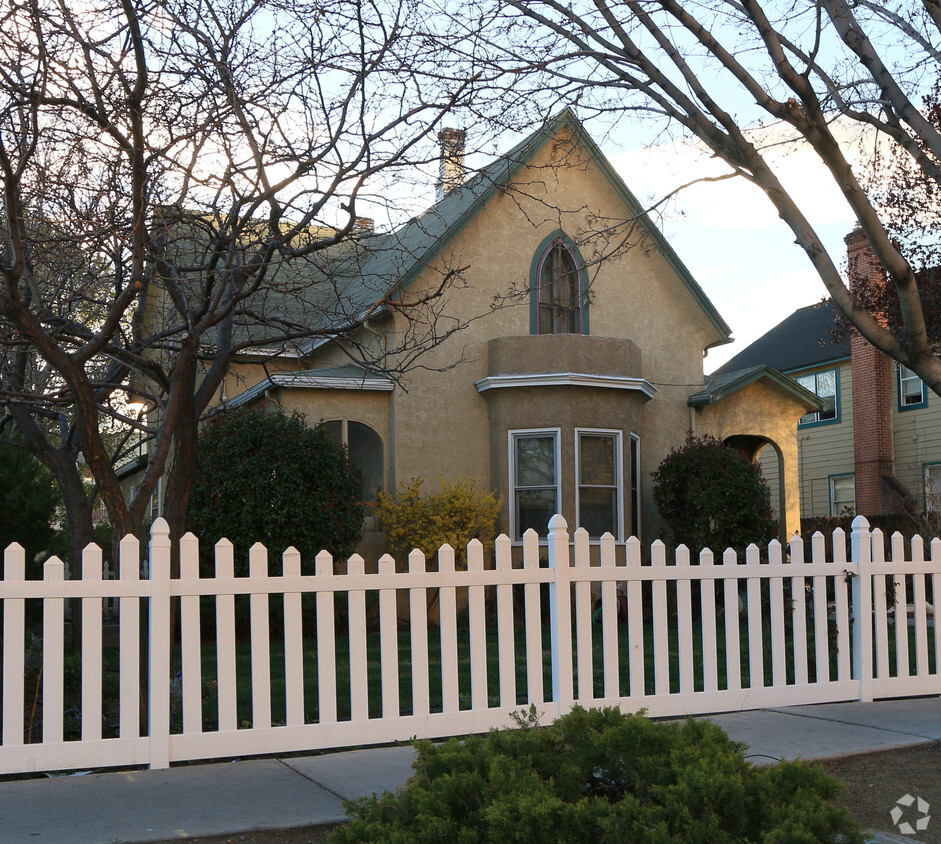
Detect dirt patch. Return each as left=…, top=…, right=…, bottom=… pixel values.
left=821, top=742, right=941, bottom=842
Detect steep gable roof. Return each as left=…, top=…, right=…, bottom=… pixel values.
left=689, top=364, right=822, bottom=409
left=712, top=302, right=849, bottom=376
left=298, top=108, right=731, bottom=353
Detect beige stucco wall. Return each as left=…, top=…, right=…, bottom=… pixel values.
left=695, top=380, right=814, bottom=540
left=366, top=128, right=727, bottom=543
left=223, top=125, right=770, bottom=558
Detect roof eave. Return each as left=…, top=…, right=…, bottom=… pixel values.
left=689, top=365, right=823, bottom=409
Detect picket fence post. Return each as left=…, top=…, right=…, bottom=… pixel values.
left=149, top=518, right=172, bottom=769
left=851, top=515, right=874, bottom=702
left=547, top=514, right=573, bottom=717
left=2, top=544, right=26, bottom=746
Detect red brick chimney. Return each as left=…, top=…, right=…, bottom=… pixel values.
left=846, top=226, right=902, bottom=515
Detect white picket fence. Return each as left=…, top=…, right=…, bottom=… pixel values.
left=0, top=514, right=938, bottom=775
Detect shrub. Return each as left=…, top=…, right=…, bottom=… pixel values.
left=187, top=408, right=364, bottom=575
left=331, top=706, right=863, bottom=843
left=376, top=477, right=501, bottom=569
left=652, top=434, right=776, bottom=552
left=0, top=443, right=60, bottom=573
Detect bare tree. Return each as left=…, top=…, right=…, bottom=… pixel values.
left=0, top=0, right=484, bottom=566
left=457, top=0, right=941, bottom=392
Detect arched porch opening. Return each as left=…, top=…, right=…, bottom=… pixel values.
left=723, top=434, right=786, bottom=545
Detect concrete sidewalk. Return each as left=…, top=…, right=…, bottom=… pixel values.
left=0, top=698, right=938, bottom=844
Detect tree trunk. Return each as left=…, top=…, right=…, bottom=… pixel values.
left=61, top=481, right=94, bottom=652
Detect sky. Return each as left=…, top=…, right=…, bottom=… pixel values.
left=608, top=130, right=863, bottom=374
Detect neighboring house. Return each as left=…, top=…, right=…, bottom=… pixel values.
left=714, top=228, right=941, bottom=521
left=146, top=110, right=820, bottom=556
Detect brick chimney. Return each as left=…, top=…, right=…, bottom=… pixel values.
left=436, top=127, right=466, bottom=202
left=846, top=226, right=902, bottom=515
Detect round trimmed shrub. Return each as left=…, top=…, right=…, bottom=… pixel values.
left=187, top=408, right=364, bottom=574
left=653, top=434, right=776, bottom=551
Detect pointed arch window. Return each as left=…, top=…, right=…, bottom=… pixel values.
left=530, top=232, right=589, bottom=335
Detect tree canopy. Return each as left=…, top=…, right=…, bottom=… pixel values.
left=455, top=0, right=941, bottom=394
left=0, top=0, right=483, bottom=563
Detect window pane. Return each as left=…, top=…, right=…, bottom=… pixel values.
left=538, top=242, right=581, bottom=335
left=321, top=419, right=343, bottom=442
left=516, top=436, right=556, bottom=487
left=797, top=369, right=838, bottom=423
left=517, top=488, right=557, bottom=535
left=630, top=436, right=640, bottom=539
left=579, top=435, right=615, bottom=485
left=830, top=475, right=855, bottom=515
left=900, top=366, right=924, bottom=405
left=818, top=395, right=837, bottom=420
left=579, top=488, right=616, bottom=537
left=816, top=370, right=836, bottom=398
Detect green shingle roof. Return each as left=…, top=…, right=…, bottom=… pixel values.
left=223, top=364, right=393, bottom=409
left=297, top=108, right=731, bottom=353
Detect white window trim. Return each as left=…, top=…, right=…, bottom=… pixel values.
left=898, top=364, right=927, bottom=408
left=630, top=432, right=641, bottom=542
left=575, top=428, right=624, bottom=541
left=829, top=474, right=855, bottom=516
left=509, top=428, right=561, bottom=542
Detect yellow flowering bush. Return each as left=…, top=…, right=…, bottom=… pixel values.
left=376, top=477, right=502, bottom=570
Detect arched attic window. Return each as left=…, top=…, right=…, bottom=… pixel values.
left=530, top=231, right=590, bottom=335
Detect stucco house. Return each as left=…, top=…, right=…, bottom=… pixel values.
left=179, top=110, right=819, bottom=556
left=714, top=229, right=941, bottom=521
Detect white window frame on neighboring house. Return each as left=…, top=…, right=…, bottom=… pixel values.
left=575, top=428, right=624, bottom=540
left=898, top=364, right=928, bottom=410
left=509, top=428, right=561, bottom=541
left=150, top=476, right=161, bottom=521
left=829, top=473, right=855, bottom=516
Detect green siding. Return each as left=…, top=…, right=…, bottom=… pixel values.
left=893, top=381, right=941, bottom=508
left=793, top=361, right=855, bottom=518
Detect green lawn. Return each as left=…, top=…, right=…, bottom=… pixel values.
left=168, top=593, right=935, bottom=732
left=74, top=582, right=934, bottom=737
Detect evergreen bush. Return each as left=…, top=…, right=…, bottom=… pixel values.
left=0, top=443, right=60, bottom=574
left=653, top=434, right=776, bottom=552
left=331, top=706, right=862, bottom=844
left=187, top=408, right=364, bottom=575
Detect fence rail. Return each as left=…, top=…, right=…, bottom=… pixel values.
left=0, top=515, right=938, bottom=775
